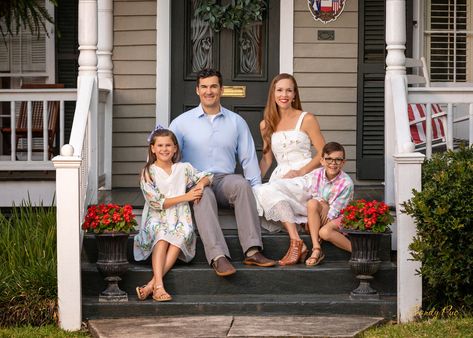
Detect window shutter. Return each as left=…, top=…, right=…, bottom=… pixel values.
left=356, top=0, right=386, bottom=180
left=0, top=22, right=10, bottom=71
left=0, top=0, right=47, bottom=74
left=55, top=0, right=79, bottom=142
left=427, top=0, right=468, bottom=82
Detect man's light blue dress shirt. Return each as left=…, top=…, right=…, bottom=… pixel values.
left=169, top=104, right=262, bottom=187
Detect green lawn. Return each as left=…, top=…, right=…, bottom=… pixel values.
left=2, top=317, right=473, bottom=337
left=0, top=325, right=90, bottom=338
left=363, top=317, right=473, bottom=338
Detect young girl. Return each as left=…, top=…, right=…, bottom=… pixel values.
left=134, top=127, right=212, bottom=301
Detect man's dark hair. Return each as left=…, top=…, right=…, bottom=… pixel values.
left=322, top=141, right=345, bottom=158
left=196, top=68, right=223, bottom=87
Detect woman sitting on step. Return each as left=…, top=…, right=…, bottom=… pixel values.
left=252, top=73, right=325, bottom=266
left=134, top=127, right=213, bottom=301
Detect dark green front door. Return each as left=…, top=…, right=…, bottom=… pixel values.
left=171, top=0, right=280, bottom=160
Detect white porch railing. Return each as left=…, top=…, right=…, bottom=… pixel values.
left=390, top=74, right=473, bottom=322
left=0, top=88, right=77, bottom=170
left=408, top=86, right=473, bottom=156
left=53, top=76, right=100, bottom=330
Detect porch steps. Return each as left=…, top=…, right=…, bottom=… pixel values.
left=81, top=231, right=397, bottom=320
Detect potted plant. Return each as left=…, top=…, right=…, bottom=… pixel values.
left=82, top=203, right=137, bottom=302
left=340, top=199, right=393, bottom=299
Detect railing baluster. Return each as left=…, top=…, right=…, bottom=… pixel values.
left=468, top=103, right=473, bottom=147
left=425, top=104, right=432, bottom=159
left=0, top=89, right=77, bottom=170
left=60, top=100, right=65, bottom=148
left=10, top=101, right=16, bottom=161
left=447, top=103, right=453, bottom=150
left=27, top=101, right=32, bottom=161
left=43, top=100, right=48, bottom=161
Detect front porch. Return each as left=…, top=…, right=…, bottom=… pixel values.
left=1, top=0, right=473, bottom=332
left=80, top=185, right=396, bottom=320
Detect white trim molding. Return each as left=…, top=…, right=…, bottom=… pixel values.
left=156, top=0, right=171, bottom=127
left=279, top=0, right=294, bottom=74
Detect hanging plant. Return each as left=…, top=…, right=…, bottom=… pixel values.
left=0, top=0, right=58, bottom=41
left=194, top=0, right=267, bottom=32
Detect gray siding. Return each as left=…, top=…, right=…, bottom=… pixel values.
left=112, top=0, right=156, bottom=187
left=294, top=0, right=362, bottom=182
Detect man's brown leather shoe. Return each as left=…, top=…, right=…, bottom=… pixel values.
left=211, top=256, right=236, bottom=277
left=243, top=252, right=276, bottom=267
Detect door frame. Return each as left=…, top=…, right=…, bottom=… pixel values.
left=155, top=0, right=293, bottom=127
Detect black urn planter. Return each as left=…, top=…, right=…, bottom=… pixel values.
left=95, top=232, right=130, bottom=302
left=343, top=229, right=384, bottom=300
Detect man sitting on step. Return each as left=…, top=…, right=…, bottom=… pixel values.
left=170, top=68, right=276, bottom=276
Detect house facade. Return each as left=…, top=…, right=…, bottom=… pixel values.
left=0, top=0, right=472, bottom=330
left=1, top=0, right=471, bottom=201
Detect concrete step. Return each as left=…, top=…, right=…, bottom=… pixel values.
left=82, top=231, right=392, bottom=264
left=82, top=293, right=396, bottom=320
left=81, top=261, right=396, bottom=297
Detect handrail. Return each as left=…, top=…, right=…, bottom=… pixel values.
left=390, top=75, right=415, bottom=154
left=68, top=77, right=95, bottom=157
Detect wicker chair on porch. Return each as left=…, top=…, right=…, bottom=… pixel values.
left=1, top=83, right=64, bottom=159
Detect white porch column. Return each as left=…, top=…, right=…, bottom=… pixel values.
left=394, top=152, right=423, bottom=322
left=97, top=0, right=113, bottom=189
left=385, top=0, right=406, bottom=206
left=97, top=0, right=113, bottom=89
left=53, top=145, right=82, bottom=331
left=78, top=0, right=98, bottom=78
left=78, top=0, right=99, bottom=198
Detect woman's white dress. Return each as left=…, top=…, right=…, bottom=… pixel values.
left=253, top=112, right=314, bottom=231
left=134, top=162, right=212, bottom=262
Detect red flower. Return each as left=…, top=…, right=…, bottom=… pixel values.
left=81, top=203, right=137, bottom=234
left=341, top=200, right=393, bottom=233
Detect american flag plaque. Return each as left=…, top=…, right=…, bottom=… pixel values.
left=308, top=0, right=347, bottom=24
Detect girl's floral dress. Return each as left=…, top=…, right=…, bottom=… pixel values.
left=134, top=162, right=213, bottom=262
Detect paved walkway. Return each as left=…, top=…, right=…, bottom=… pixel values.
left=88, top=315, right=383, bottom=338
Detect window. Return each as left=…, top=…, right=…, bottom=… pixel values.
left=0, top=0, right=55, bottom=84
left=425, top=0, right=472, bottom=82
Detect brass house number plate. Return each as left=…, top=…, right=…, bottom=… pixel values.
left=222, top=85, right=246, bottom=98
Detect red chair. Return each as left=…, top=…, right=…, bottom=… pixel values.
left=407, top=103, right=447, bottom=148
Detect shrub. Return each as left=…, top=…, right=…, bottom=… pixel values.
left=0, top=202, right=57, bottom=327
left=403, top=146, right=473, bottom=311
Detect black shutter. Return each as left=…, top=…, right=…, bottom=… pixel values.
left=356, top=0, right=386, bottom=180
left=356, top=0, right=413, bottom=180
left=55, top=0, right=79, bottom=142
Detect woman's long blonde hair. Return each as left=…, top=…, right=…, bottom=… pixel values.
left=262, top=73, right=302, bottom=154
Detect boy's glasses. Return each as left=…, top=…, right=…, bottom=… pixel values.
left=324, top=157, right=344, bottom=165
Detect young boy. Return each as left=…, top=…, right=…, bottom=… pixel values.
left=304, top=142, right=354, bottom=266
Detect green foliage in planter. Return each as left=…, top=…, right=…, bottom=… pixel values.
left=403, top=146, right=473, bottom=311
left=0, top=202, right=57, bottom=327
left=195, top=0, right=267, bottom=32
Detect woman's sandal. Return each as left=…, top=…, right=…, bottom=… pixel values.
left=135, top=284, right=153, bottom=301
left=153, top=285, right=172, bottom=302
left=305, top=247, right=325, bottom=266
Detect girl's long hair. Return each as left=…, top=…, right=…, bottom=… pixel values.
left=142, top=129, right=181, bottom=182
left=262, top=73, right=302, bottom=154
